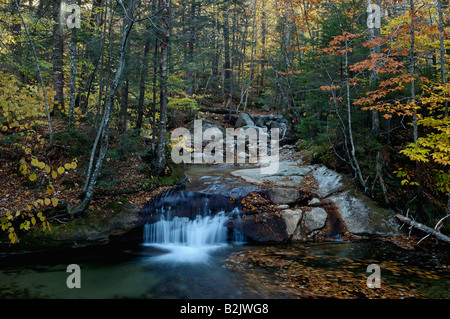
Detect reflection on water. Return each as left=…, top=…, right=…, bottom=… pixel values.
left=0, top=240, right=448, bottom=299
left=0, top=164, right=448, bottom=299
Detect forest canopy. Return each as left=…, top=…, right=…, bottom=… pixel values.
left=0, top=0, right=449, bottom=244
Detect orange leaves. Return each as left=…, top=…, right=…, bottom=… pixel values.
left=278, top=70, right=302, bottom=76
left=320, top=84, right=341, bottom=92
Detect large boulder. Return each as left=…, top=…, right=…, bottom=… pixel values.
left=235, top=113, right=255, bottom=128
left=228, top=213, right=289, bottom=242
left=311, top=165, right=345, bottom=198
left=329, top=191, right=400, bottom=236
left=304, top=207, right=328, bottom=232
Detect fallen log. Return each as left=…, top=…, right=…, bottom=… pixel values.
left=395, top=214, right=450, bottom=244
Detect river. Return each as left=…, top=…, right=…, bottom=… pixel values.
left=0, top=164, right=448, bottom=299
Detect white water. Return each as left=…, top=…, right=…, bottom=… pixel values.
left=143, top=209, right=243, bottom=263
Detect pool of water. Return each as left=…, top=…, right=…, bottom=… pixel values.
left=1, top=164, right=448, bottom=299
left=0, top=240, right=448, bottom=299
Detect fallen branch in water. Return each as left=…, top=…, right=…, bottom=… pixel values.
left=395, top=213, right=450, bottom=244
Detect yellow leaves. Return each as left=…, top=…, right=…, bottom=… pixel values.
left=44, top=198, right=50, bottom=206
left=46, top=184, right=54, bottom=195
left=29, top=173, right=37, bottom=182
left=52, top=171, right=58, bottom=179
left=8, top=232, right=18, bottom=244
left=57, top=166, right=65, bottom=175
left=51, top=198, right=58, bottom=207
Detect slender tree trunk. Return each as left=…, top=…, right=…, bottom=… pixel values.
left=228, top=1, right=237, bottom=121
left=136, top=35, right=151, bottom=132
left=260, top=0, right=266, bottom=90
left=52, top=0, right=65, bottom=113
left=155, top=0, right=170, bottom=176
left=409, top=0, right=417, bottom=143
left=187, top=0, right=196, bottom=96
left=437, top=0, right=448, bottom=116
left=69, top=19, right=77, bottom=128
left=366, top=0, right=380, bottom=136
left=223, top=11, right=231, bottom=101
left=328, top=0, right=366, bottom=191
left=14, top=0, right=53, bottom=146
left=76, top=0, right=136, bottom=214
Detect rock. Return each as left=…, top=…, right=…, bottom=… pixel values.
left=304, top=207, right=328, bottom=232
left=268, top=187, right=302, bottom=205
left=308, top=198, right=322, bottom=207
left=235, top=113, right=255, bottom=128
left=275, top=204, right=289, bottom=210
left=269, top=121, right=288, bottom=139
left=53, top=202, right=143, bottom=246
left=253, top=116, right=266, bottom=127
left=329, top=191, right=400, bottom=236
left=234, top=213, right=289, bottom=242
left=281, top=209, right=302, bottom=238
left=231, top=162, right=312, bottom=187
left=311, top=165, right=345, bottom=198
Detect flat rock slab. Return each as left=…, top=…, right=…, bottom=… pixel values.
left=231, top=162, right=312, bottom=187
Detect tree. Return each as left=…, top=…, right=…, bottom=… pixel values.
left=75, top=0, right=137, bottom=215
left=155, top=0, right=171, bottom=176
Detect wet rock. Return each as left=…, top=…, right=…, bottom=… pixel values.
left=275, top=204, right=289, bottom=210
left=268, top=187, right=302, bottom=205
left=231, top=162, right=312, bottom=187
left=281, top=209, right=302, bottom=238
left=329, top=191, right=400, bottom=236
left=308, top=198, right=322, bottom=207
left=304, top=207, right=328, bottom=232
left=237, top=213, right=289, bottom=242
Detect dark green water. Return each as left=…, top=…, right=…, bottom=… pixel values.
left=0, top=240, right=448, bottom=299
left=0, top=164, right=448, bottom=299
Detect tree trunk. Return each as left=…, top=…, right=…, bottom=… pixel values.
left=52, top=0, right=65, bottom=113
left=187, top=0, right=196, bottom=96
left=437, top=0, right=448, bottom=116
left=136, top=35, right=151, bottom=132
left=14, top=0, right=53, bottom=146
left=366, top=0, right=380, bottom=137
left=223, top=11, right=231, bottom=99
left=155, top=0, right=170, bottom=176
left=396, top=214, right=450, bottom=243
left=409, top=0, right=417, bottom=143
left=75, top=0, right=136, bottom=214
left=68, top=17, right=77, bottom=129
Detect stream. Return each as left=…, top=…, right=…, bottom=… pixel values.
left=0, top=164, right=449, bottom=299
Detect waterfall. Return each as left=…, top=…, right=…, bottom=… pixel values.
left=143, top=212, right=229, bottom=247
left=143, top=210, right=245, bottom=263
left=141, top=189, right=246, bottom=263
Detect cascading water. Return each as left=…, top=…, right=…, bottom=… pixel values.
left=142, top=194, right=246, bottom=263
